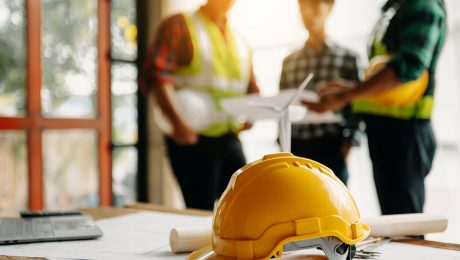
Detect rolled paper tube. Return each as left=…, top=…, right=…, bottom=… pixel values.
left=169, top=227, right=212, bottom=253
left=363, top=213, right=448, bottom=237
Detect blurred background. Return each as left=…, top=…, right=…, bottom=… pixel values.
left=0, top=0, right=459, bottom=244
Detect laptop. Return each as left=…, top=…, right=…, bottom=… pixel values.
left=0, top=215, right=103, bottom=245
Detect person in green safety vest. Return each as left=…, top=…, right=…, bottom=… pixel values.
left=142, top=0, right=259, bottom=210
left=303, top=0, right=447, bottom=215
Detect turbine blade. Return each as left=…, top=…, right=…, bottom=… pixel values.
left=282, top=73, right=314, bottom=110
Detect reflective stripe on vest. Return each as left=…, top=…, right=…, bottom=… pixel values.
left=172, top=12, right=250, bottom=137
left=352, top=95, right=433, bottom=119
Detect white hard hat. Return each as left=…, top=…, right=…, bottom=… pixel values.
left=153, top=89, right=228, bottom=135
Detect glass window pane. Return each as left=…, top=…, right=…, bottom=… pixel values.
left=112, top=147, right=137, bottom=206
left=112, top=63, right=138, bottom=144
left=0, top=0, right=26, bottom=116
left=41, top=0, right=97, bottom=118
left=112, top=62, right=138, bottom=95
left=0, top=131, right=27, bottom=212
left=43, top=130, right=98, bottom=209
left=112, top=94, right=138, bottom=144
left=111, top=0, right=137, bottom=60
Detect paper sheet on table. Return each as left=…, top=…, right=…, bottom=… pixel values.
left=281, top=241, right=460, bottom=260
left=0, top=212, right=212, bottom=260
left=221, top=89, right=342, bottom=124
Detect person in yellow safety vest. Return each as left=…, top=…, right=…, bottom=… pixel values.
left=303, top=0, right=446, bottom=215
left=142, top=0, right=259, bottom=210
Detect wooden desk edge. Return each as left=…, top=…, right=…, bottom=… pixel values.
left=124, top=203, right=212, bottom=216
left=79, top=203, right=211, bottom=221
left=394, top=238, right=460, bottom=251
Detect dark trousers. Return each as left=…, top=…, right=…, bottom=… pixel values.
left=291, top=135, right=348, bottom=185
left=165, top=133, right=246, bottom=210
left=365, top=115, right=436, bottom=214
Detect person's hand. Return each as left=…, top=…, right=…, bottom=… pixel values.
left=234, top=121, right=253, bottom=135
left=315, top=81, right=350, bottom=96
left=172, top=120, right=198, bottom=145
left=302, top=82, right=352, bottom=113
left=302, top=91, right=348, bottom=113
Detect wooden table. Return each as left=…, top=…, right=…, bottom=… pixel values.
left=1, top=203, right=458, bottom=259
left=80, top=203, right=211, bottom=220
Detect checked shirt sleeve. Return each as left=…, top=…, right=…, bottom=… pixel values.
left=387, top=1, right=445, bottom=83
left=140, top=14, right=193, bottom=94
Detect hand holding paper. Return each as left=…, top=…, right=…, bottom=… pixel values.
left=303, top=81, right=353, bottom=113
left=221, top=87, right=341, bottom=124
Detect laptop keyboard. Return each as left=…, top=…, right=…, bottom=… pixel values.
left=0, top=219, right=54, bottom=238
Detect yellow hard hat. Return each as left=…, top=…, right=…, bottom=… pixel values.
left=190, top=153, right=370, bottom=260
left=364, top=55, right=429, bottom=106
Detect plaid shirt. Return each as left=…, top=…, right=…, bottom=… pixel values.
left=280, top=41, right=362, bottom=143
left=372, top=0, right=447, bottom=98
left=141, top=13, right=258, bottom=94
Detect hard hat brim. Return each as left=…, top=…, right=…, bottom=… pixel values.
left=189, top=244, right=345, bottom=260
left=189, top=245, right=227, bottom=260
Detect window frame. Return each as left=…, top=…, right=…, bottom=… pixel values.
left=0, top=0, right=112, bottom=210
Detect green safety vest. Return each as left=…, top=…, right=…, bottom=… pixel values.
left=172, top=12, right=251, bottom=137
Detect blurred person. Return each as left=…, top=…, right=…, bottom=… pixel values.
left=304, top=0, right=447, bottom=214
left=142, top=0, right=259, bottom=210
left=279, top=0, right=362, bottom=184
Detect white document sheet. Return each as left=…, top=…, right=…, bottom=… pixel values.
left=282, top=242, right=460, bottom=260
left=0, top=211, right=212, bottom=260
left=221, top=89, right=342, bottom=124
left=377, top=242, right=460, bottom=260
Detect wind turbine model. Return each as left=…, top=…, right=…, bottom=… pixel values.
left=249, top=73, right=314, bottom=152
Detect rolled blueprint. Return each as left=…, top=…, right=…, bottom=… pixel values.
left=169, top=227, right=212, bottom=253
left=169, top=213, right=448, bottom=253
left=362, top=213, right=448, bottom=237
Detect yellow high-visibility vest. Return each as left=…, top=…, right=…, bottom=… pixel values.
left=171, top=11, right=251, bottom=137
